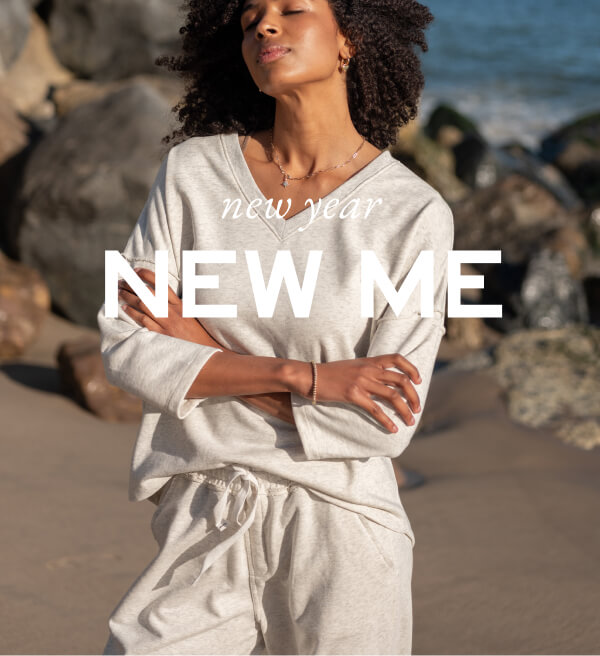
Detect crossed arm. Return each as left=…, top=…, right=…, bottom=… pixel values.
left=98, top=152, right=453, bottom=461
left=115, top=268, right=299, bottom=424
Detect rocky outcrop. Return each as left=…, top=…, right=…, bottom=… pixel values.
left=488, top=325, right=600, bottom=450
left=14, top=80, right=173, bottom=328
left=48, top=0, right=184, bottom=81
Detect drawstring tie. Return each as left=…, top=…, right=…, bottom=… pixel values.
left=191, top=465, right=259, bottom=585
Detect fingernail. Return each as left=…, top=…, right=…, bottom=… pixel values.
left=392, top=424, right=398, bottom=433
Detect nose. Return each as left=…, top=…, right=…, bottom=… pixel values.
left=254, top=12, right=282, bottom=39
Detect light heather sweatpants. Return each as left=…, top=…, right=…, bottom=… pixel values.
left=102, top=465, right=414, bottom=655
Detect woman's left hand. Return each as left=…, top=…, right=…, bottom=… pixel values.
left=117, top=267, right=214, bottom=345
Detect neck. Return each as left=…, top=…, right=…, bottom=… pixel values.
left=268, top=90, right=366, bottom=174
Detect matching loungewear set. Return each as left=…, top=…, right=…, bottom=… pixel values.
left=97, top=131, right=454, bottom=655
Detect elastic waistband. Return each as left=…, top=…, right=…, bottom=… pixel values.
left=179, top=466, right=295, bottom=495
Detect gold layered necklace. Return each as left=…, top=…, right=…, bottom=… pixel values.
left=269, top=127, right=367, bottom=187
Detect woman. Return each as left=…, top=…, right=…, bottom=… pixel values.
left=98, top=0, right=452, bottom=653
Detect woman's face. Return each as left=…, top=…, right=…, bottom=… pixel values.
left=240, top=0, right=349, bottom=95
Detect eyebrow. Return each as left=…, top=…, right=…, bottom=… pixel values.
left=242, top=0, right=306, bottom=15
left=241, top=1, right=260, bottom=15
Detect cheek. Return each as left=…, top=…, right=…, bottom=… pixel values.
left=293, top=24, right=340, bottom=72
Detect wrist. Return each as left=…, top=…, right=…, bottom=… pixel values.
left=280, top=359, right=314, bottom=398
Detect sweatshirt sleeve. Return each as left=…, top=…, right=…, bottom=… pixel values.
left=290, top=197, right=454, bottom=461
left=96, top=149, right=223, bottom=420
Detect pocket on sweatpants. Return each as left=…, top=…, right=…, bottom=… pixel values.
left=150, top=476, right=178, bottom=539
left=353, top=513, right=413, bottom=573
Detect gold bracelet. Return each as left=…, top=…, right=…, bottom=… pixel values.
left=310, top=360, right=318, bottom=405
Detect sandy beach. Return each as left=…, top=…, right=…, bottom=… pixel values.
left=1, top=311, right=598, bottom=655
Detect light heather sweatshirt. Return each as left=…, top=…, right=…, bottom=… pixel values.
left=96, top=131, right=454, bottom=542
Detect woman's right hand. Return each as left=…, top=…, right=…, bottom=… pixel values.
left=289, top=355, right=423, bottom=433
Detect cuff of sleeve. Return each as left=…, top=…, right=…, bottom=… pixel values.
left=121, top=255, right=181, bottom=295
left=290, top=393, right=324, bottom=460
left=166, top=347, right=224, bottom=420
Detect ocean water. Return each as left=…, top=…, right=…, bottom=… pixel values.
left=418, top=0, right=600, bottom=149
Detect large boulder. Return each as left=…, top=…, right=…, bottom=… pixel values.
left=489, top=325, right=600, bottom=450
left=48, top=0, right=185, bottom=81
left=14, top=79, right=173, bottom=328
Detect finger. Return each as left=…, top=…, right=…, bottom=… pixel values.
left=379, top=369, right=421, bottom=413
left=368, top=382, right=416, bottom=427
left=392, top=354, right=421, bottom=383
left=121, top=303, right=162, bottom=331
left=352, top=395, right=399, bottom=433
left=118, top=280, right=154, bottom=295
left=126, top=269, right=180, bottom=306
left=118, top=288, right=156, bottom=320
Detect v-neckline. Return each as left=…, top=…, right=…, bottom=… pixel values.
left=220, top=130, right=395, bottom=241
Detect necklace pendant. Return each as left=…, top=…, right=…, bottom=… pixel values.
left=282, top=176, right=289, bottom=188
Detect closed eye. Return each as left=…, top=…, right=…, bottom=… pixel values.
left=244, top=10, right=304, bottom=32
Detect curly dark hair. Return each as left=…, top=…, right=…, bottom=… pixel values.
left=156, top=0, right=434, bottom=150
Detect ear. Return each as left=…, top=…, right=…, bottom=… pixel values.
left=336, top=28, right=357, bottom=59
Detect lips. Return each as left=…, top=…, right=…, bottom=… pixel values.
left=257, top=46, right=291, bottom=64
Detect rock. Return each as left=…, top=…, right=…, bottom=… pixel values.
left=452, top=132, right=490, bottom=187
left=488, top=325, right=600, bottom=450
left=540, top=111, right=600, bottom=206
left=590, top=207, right=600, bottom=250
left=439, top=347, right=495, bottom=373
left=495, top=142, right=583, bottom=211
left=425, top=103, right=483, bottom=142
left=452, top=175, right=560, bottom=333
left=0, top=10, right=73, bottom=118
left=0, top=0, right=30, bottom=74
left=452, top=172, right=572, bottom=264
left=51, top=73, right=184, bottom=117
left=389, top=127, right=471, bottom=203
left=48, top=0, right=184, bottom=81
left=544, top=224, right=590, bottom=280
left=446, top=316, right=486, bottom=350
left=424, top=103, right=503, bottom=191
left=14, top=79, right=173, bottom=328
left=56, top=336, right=142, bottom=422
left=583, top=276, right=600, bottom=326
left=0, top=251, right=50, bottom=359
left=435, top=124, right=464, bottom=150
left=0, top=89, right=30, bottom=163
left=0, top=90, right=33, bottom=257
left=520, top=248, right=589, bottom=329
